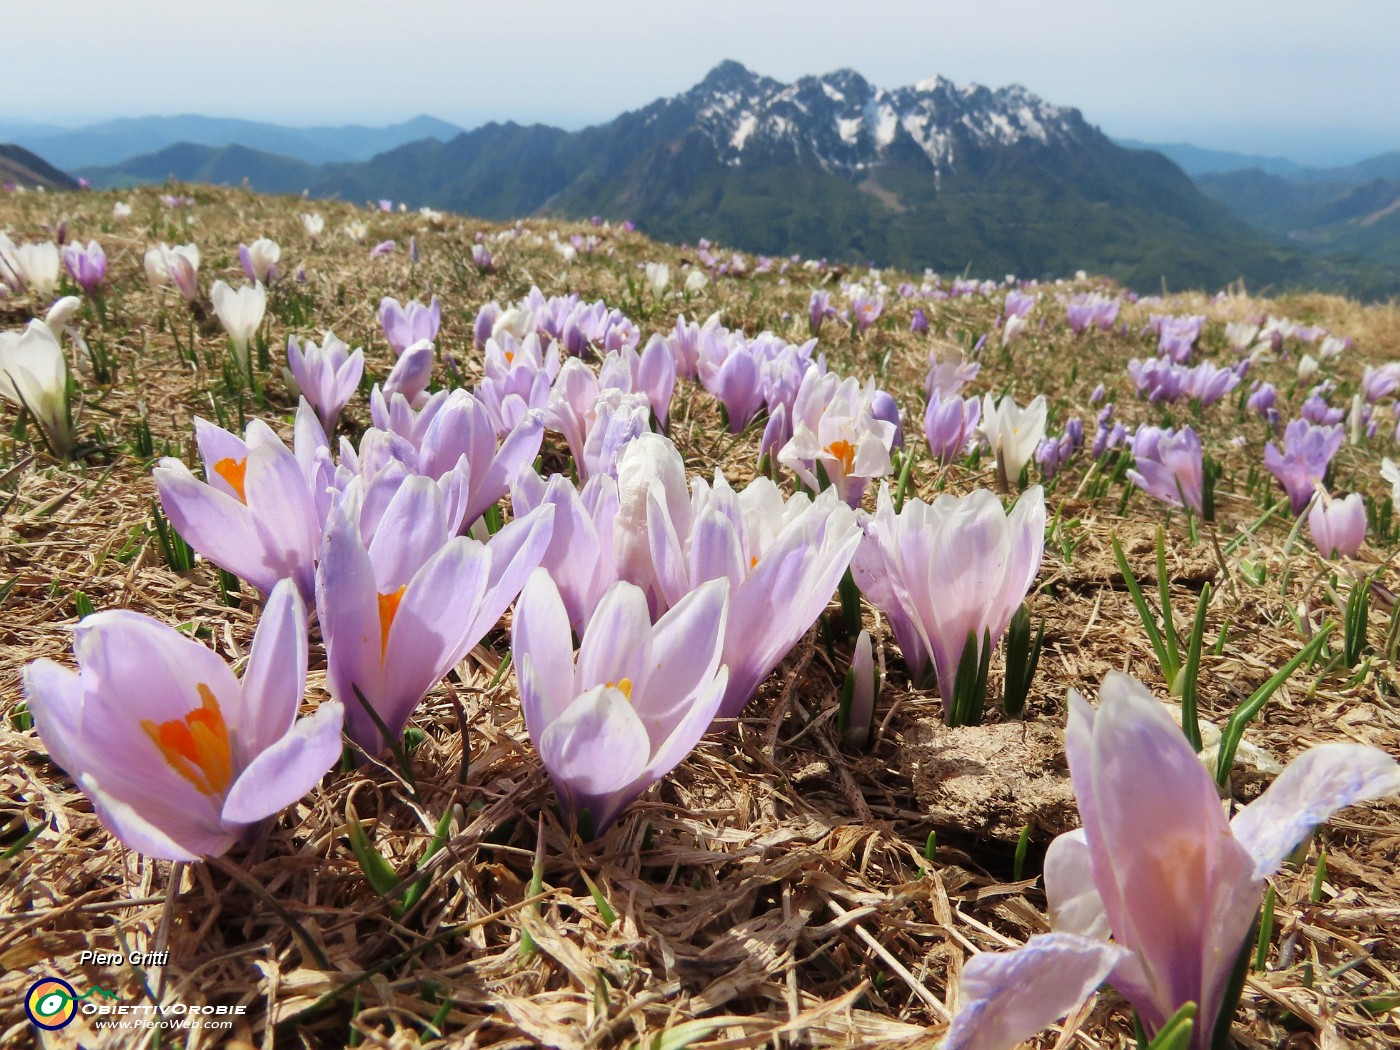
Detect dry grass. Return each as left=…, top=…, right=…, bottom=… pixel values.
left=1, top=185, right=1399, bottom=1049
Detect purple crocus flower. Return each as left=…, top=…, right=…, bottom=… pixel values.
left=318, top=478, right=553, bottom=753
left=1038, top=672, right=1400, bottom=1047
left=1126, top=425, right=1204, bottom=515
left=23, top=578, right=344, bottom=860
left=512, top=569, right=729, bottom=834
left=1361, top=363, right=1400, bottom=403
left=370, top=240, right=397, bottom=258
left=1004, top=289, right=1035, bottom=319
left=849, top=287, right=883, bottom=332
left=382, top=338, right=435, bottom=408
left=923, top=393, right=981, bottom=465
left=581, top=389, right=653, bottom=480
left=910, top=307, right=929, bottom=333
left=476, top=333, right=558, bottom=435
left=851, top=484, right=1044, bottom=709
left=154, top=413, right=324, bottom=600
left=285, top=333, right=364, bottom=434
left=1089, top=382, right=1105, bottom=405
left=1301, top=392, right=1344, bottom=426
left=1264, top=419, right=1343, bottom=514
left=409, top=389, right=546, bottom=529
left=698, top=338, right=764, bottom=433
left=60, top=240, right=106, bottom=296
left=808, top=290, right=834, bottom=336
left=780, top=374, right=896, bottom=507
left=1308, top=492, right=1366, bottom=559
left=1156, top=314, right=1203, bottom=362
left=380, top=296, right=441, bottom=356
left=627, top=437, right=863, bottom=718
left=1247, top=381, right=1277, bottom=414
left=924, top=353, right=980, bottom=399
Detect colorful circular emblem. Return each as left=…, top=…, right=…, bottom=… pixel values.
left=25, top=977, right=78, bottom=1030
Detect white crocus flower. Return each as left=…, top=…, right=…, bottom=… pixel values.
left=210, top=280, right=267, bottom=368
left=644, top=262, right=670, bottom=297
left=1382, top=458, right=1400, bottom=512
left=240, top=237, right=281, bottom=283
left=301, top=213, right=325, bottom=240
left=980, top=393, right=1047, bottom=491
left=0, top=320, right=74, bottom=455
left=4, top=240, right=61, bottom=297
left=112, top=201, right=133, bottom=219
left=685, top=268, right=708, bottom=292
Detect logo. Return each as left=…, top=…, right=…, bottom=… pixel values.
left=25, top=978, right=78, bottom=1030
left=24, top=977, right=118, bottom=1030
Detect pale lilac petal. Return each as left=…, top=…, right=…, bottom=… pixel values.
left=464, top=504, right=555, bottom=642
left=513, top=569, right=578, bottom=734
left=635, top=577, right=728, bottom=738
left=236, top=579, right=308, bottom=756
left=366, top=474, right=450, bottom=589
left=222, top=701, right=344, bottom=823
left=78, top=772, right=224, bottom=861
left=577, top=582, right=654, bottom=692
left=945, top=933, right=1128, bottom=1050
left=1232, top=743, right=1400, bottom=879
left=1043, top=829, right=1111, bottom=941
left=537, top=685, right=652, bottom=829
left=317, top=505, right=386, bottom=749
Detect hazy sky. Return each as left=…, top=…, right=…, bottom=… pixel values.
left=10, top=0, right=1399, bottom=165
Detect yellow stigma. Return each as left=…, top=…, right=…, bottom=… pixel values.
left=377, top=585, right=407, bottom=661
left=607, top=678, right=634, bottom=702
left=141, top=684, right=233, bottom=796
left=214, top=457, right=248, bottom=503
left=750, top=555, right=759, bottom=570
left=825, top=439, right=856, bottom=475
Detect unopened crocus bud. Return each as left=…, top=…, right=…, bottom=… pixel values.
left=1089, top=383, right=1105, bottom=405
left=841, top=629, right=877, bottom=748
left=910, top=307, right=929, bottom=334
left=1309, top=492, right=1366, bottom=559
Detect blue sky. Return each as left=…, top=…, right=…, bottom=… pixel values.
left=12, top=0, right=1399, bottom=165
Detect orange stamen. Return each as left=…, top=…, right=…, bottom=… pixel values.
left=213, top=457, right=248, bottom=503
left=825, top=439, right=856, bottom=475
left=378, top=585, right=408, bottom=661
left=140, top=684, right=233, bottom=796
left=606, top=678, right=634, bottom=702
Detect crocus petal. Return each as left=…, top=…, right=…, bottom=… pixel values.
left=1231, top=743, right=1400, bottom=879
left=236, top=578, right=309, bottom=756
left=537, top=685, right=652, bottom=828
left=635, top=577, right=728, bottom=739
left=514, top=569, right=579, bottom=734
left=945, top=932, right=1128, bottom=1050
left=77, top=772, right=222, bottom=862
left=577, top=582, right=654, bottom=692
left=221, top=701, right=344, bottom=824
left=1043, top=829, right=1112, bottom=941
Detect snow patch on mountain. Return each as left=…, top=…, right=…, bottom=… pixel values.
left=672, top=61, right=1086, bottom=175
